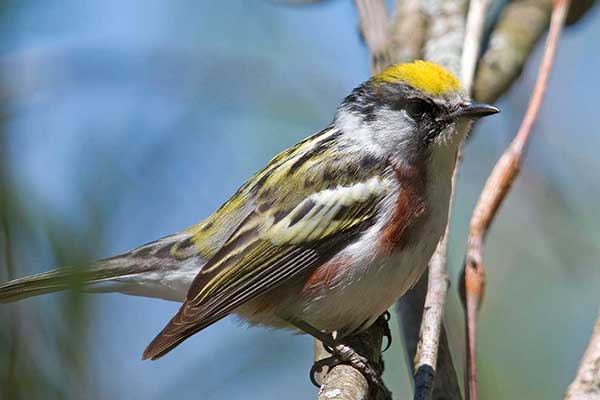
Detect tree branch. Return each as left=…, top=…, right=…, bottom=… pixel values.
left=392, top=1, right=472, bottom=399
left=315, top=319, right=389, bottom=400
left=355, top=0, right=391, bottom=74
left=396, top=276, right=462, bottom=400
left=456, top=1, right=494, bottom=398
left=564, top=308, right=600, bottom=400
left=461, top=0, right=493, bottom=94
left=397, top=2, right=469, bottom=399
left=388, top=0, right=426, bottom=64
left=307, top=0, right=592, bottom=398
left=461, top=1, right=570, bottom=399
left=412, top=246, right=454, bottom=400
left=422, top=0, right=467, bottom=76
left=473, top=0, right=553, bottom=104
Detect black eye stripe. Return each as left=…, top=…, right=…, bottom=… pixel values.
left=393, top=98, right=436, bottom=120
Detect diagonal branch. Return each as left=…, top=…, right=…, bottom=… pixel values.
left=461, top=1, right=571, bottom=399
left=564, top=308, right=600, bottom=400
left=473, top=0, right=554, bottom=104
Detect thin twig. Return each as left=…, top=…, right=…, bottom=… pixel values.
left=461, top=1, right=571, bottom=399
left=396, top=275, right=462, bottom=400
left=564, top=308, right=600, bottom=400
left=413, top=245, right=452, bottom=400
left=461, top=0, right=493, bottom=95
left=392, top=2, right=466, bottom=399
left=408, top=1, right=469, bottom=399
left=456, top=0, right=494, bottom=397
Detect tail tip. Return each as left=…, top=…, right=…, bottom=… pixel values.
left=141, top=346, right=160, bottom=361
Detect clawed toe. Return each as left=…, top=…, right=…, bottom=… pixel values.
left=333, top=343, right=383, bottom=381
left=285, top=316, right=390, bottom=397
left=312, top=341, right=391, bottom=398
left=310, top=355, right=342, bottom=387
left=378, top=311, right=393, bottom=352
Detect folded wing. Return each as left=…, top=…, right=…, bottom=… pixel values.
left=143, top=175, right=390, bottom=360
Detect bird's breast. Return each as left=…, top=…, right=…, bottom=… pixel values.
left=378, top=161, right=428, bottom=254
left=283, top=161, right=452, bottom=334
left=235, top=156, right=454, bottom=335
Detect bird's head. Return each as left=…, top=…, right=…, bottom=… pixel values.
left=335, top=60, right=499, bottom=164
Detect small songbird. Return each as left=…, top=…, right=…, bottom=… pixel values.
left=0, top=61, right=498, bottom=377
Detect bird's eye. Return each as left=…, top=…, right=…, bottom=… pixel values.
left=405, top=99, right=433, bottom=120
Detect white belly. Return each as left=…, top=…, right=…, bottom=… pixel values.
left=289, top=207, right=446, bottom=336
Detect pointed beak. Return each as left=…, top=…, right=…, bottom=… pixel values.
left=451, top=101, right=500, bottom=119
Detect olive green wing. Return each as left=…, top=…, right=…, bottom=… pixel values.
left=143, top=175, right=391, bottom=360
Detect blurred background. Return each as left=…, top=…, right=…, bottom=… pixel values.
left=0, top=1, right=598, bottom=399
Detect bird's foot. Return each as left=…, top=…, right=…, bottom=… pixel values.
left=311, top=338, right=390, bottom=399
left=310, top=355, right=340, bottom=387
left=285, top=315, right=391, bottom=397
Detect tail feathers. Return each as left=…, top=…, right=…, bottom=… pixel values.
left=0, top=262, right=154, bottom=304
left=142, top=308, right=194, bottom=360
left=142, top=304, right=220, bottom=360
left=0, top=232, right=200, bottom=304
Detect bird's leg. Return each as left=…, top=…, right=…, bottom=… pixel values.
left=283, top=316, right=390, bottom=396
left=280, top=318, right=342, bottom=385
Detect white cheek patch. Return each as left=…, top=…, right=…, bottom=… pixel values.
left=334, top=110, right=385, bottom=155
left=264, top=177, right=389, bottom=245
left=336, top=106, right=418, bottom=160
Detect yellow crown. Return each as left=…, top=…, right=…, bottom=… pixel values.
left=373, top=60, right=462, bottom=96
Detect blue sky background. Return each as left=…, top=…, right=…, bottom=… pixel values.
left=0, top=1, right=599, bottom=399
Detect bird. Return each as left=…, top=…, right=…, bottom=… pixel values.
left=0, top=60, right=498, bottom=383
